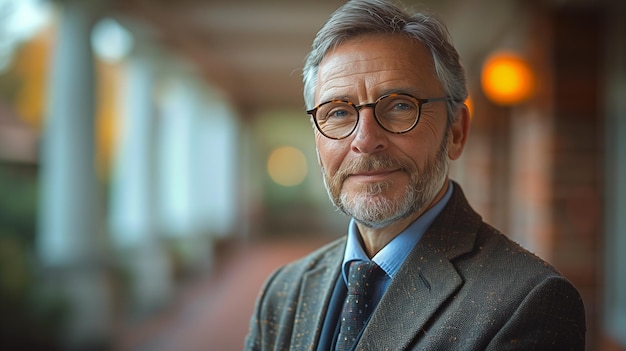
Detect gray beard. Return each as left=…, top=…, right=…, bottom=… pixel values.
left=321, top=131, right=450, bottom=229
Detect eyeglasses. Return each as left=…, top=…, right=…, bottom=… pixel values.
left=306, top=93, right=452, bottom=140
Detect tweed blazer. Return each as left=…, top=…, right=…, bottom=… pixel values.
left=245, top=184, right=586, bottom=350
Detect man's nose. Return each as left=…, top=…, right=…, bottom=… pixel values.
left=350, top=107, right=388, bottom=154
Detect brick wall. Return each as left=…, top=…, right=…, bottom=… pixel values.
left=549, top=6, right=605, bottom=350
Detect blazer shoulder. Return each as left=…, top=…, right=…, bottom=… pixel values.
left=277, top=237, right=345, bottom=277
left=474, top=221, right=570, bottom=282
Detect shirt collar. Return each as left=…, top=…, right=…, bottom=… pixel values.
left=342, top=182, right=454, bottom=283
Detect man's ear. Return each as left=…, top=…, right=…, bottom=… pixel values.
left=448, top=103, right=470, bottom=160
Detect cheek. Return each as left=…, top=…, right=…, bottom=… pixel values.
left=315, top=137, right=346, bottom=175
left=399, top=117, right=448, bottom=166
left=395, top=139, right=436, bottom=171
left=415, top=114, right=443, bottom=144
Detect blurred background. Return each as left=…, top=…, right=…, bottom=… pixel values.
left=0, top=0, right=624, bottom=350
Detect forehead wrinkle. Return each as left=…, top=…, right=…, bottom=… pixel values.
left=316, top=34, right=444, bottom=103
left=320, top=55, right=433, bottom=87
left=320, top=70, right=429, bottom=103
left=318, top=76, right=360, bottom=100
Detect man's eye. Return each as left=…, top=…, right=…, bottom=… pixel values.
left=395, top=103, right=412, bottom=110
left=390, top=101, right=415, bottom=111
left=329, top=109, right=351, bottom=118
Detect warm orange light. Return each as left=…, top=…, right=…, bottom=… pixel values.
left=481, top=52, right=534, bottom=106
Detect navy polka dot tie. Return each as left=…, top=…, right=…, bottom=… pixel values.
left=335, top=261, right=381, bottom=351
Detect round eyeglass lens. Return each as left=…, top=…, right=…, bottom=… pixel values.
left=315, top=101, right=358, bottom=139
left=375, top=94, right=420, bottom=133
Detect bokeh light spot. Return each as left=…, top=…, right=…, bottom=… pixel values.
left=267, top=146, right=308, bottom=187
left=481, top=51, right=534, bottom=106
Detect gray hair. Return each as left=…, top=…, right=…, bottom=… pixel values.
left=302, top=0, right=468, bottom=123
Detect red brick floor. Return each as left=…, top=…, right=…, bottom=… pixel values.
left=113, top=238, right=329, bottom=351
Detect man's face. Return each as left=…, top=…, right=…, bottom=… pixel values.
left=313, top=34, right=455, bottom=228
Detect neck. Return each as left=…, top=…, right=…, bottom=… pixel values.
left=357, top=179, right=450, bottom=257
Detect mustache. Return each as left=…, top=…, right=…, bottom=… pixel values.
left=335, top=154, right=416, bottom=181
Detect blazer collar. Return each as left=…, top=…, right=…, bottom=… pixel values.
left=357, top=183, right=483, bottom=350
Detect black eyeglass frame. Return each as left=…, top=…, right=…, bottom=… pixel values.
left=306, top=93, right=453, bottom=140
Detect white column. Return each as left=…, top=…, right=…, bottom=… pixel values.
left=157, top=72, right=240, bottom=272
left=157, top=77, right=195, bottom=236
left=109, top=42, right=172, bottom=316
left=157, top=74, right=212, bottom=270
left=37, top=0, right=110, bottom=349
left=191, top=94, right=238, bottom=237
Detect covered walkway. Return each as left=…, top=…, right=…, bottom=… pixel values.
left=113, top=238, right=328, bottom=351
left=0, top=1, right=625, bottom=350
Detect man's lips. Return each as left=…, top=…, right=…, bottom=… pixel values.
left=347, top=169, right=401, bottom=181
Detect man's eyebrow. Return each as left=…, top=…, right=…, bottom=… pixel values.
left=318, top=87, right=426, bottom=104
left=319, top=95, right=356, bottom=103
left=380, top=87, right=424, bottom=97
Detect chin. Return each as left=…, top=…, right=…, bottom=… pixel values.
left=339, top=185, right=417, bottom=228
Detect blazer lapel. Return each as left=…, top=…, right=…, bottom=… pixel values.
left=291, top=239, right=344, bottom=350
left=357, top=183, right=483, bottom=350
left=358, top=248, right=464, bottom=350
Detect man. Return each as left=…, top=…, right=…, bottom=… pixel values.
left=245, top=0, right=586, bottom=350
